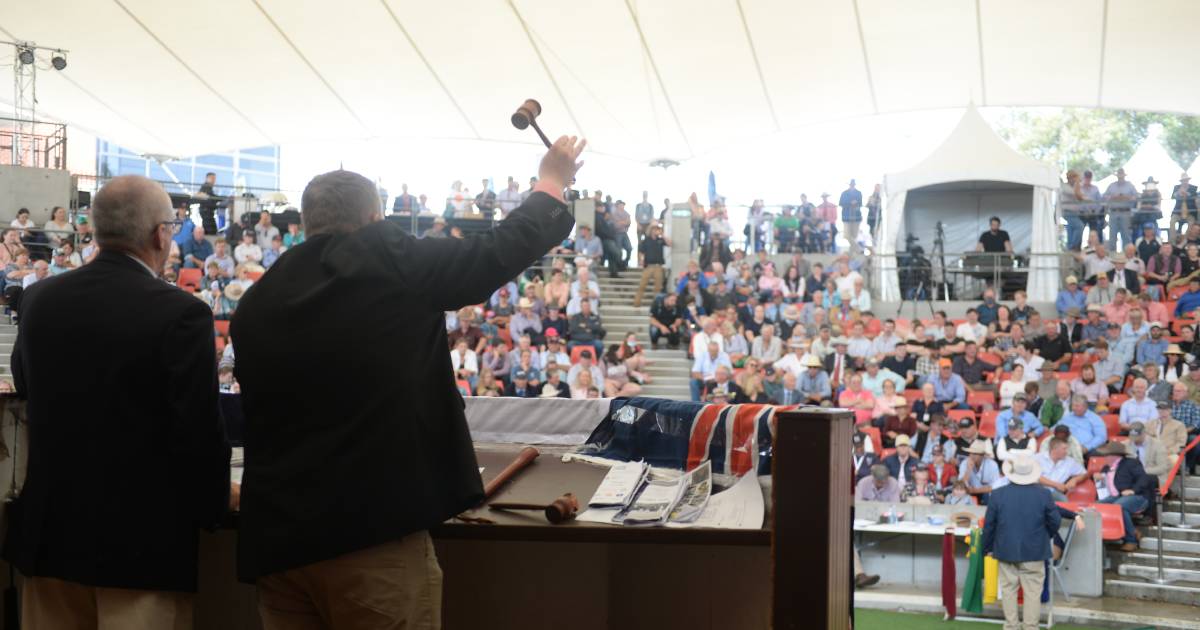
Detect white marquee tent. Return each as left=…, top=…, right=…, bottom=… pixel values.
left=1, top=0, right=1199, bottom=162
left=876, top=107, right=1060, bottom=302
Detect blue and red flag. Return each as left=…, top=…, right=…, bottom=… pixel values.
left=579, top=397, right=782, bottom=476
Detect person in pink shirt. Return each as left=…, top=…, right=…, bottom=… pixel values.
left=1132, top=292, right=1168, bottom=326
left=758, top=262, right=785, bottom=295
left=839, top=372, right=877, bottom=427
left=1102, top=289, right=1131, bottom=325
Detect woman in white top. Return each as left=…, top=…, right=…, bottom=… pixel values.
left=450, top=339, right=478, bottom=389
left=571, top=369, right=596, bottom=400
left=998, top=364, right=1026, bottom=409
left=10, top=208, right=34, bottom=238
left=43, top=206, right=74, bottom=248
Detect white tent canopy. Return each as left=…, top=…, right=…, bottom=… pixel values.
left=1, top=0, right=1199, bottom=161
left=877, top=107, right=1060, bottom=302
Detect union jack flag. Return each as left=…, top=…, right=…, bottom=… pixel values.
left=580, top=397, right=791, bottom=476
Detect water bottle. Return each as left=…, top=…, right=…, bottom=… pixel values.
left=888, top=504, right=899, bottom=524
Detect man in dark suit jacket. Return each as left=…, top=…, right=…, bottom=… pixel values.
left=982, top=453, right=1061, bottom=630
left=232, top=137, right=584, bottom=627
left=1096, top=442, right=1157, bottom=550
left=3, top=176, right=231, bottom=628
left=852, top=433, right=879, bottom=482
left=504, top=369, right=538, bottom=398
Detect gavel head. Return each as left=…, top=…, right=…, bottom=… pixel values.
left=511, top=99, right=543, bottom=130
left=543, top=493, right=579, bottom=524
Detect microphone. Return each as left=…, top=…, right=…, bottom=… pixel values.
left=510, top=99, right=552, bottom=149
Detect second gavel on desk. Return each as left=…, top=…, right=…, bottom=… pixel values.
left=489, top=493, right=580, bottom=525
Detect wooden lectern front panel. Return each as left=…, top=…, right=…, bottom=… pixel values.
left=772, top=407, right=853, bottom=630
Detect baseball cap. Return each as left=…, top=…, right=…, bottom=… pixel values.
left=545, top=328, right=559, bottom=338
left=958, top=418, right=975, bottom=429
left=1065, top=275, right=1078, bottom=285
left=1012, top=393, right=1027, bottom=402
left=1157, top=400, right=1171, bottom=409
left=894, top=434, right=911, bottom=447
left=1007, top=417, right=1023, bottom=430
left=1128, top=421, right=1145, bottom=436
left=513, top=369, right=530, bottom=380
left=938, top=358, right=953, bottom=368
left=852, top=433, right=865, bottom=446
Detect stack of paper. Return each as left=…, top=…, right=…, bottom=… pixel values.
left=587, top=461, right=648, bottom=509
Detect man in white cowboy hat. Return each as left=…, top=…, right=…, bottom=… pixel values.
left=959, top=439, right=1002, bottom=504
left=795, top=354, right=831, bottom=406
left=774, top=337, right=812, bottom=380
left=982, top=452, right=1061, bottom=630
left=422, top=215, right=448, bottom=239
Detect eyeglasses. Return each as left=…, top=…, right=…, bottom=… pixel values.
left=159, top=219, right=185, bottom=231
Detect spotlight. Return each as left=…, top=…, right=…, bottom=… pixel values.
left=51, top=53, right=66, bottom=71
left=17, top=48, right=34, bottom=65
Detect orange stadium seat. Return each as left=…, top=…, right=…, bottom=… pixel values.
left=1102, top=414, right=1122, bottom=439
left=213, top=320, right=230, bottom=337
left=246, top=270, right=264, bottom=282
left=968, top=390, right=996, bottom=412
left=978, top=410, right=999, bottom=438
left=902, top=389, right=922, bottom=405
left=179, top=268, right=202, bottom=291
left=947, top=409, right=976, bottom=425
left=1067, top=479, right=1097, bottom=502
left=861, top=426, right=882, bottom=453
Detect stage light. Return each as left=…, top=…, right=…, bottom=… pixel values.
left=51, top=53, right=66, bottom=70
left=17, top=47, right=34, bottom=65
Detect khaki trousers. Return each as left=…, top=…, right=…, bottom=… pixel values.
left=21, top=576, right=194, bottom=630
left=843, top=222, right=860, bottom=253
left=998, top=560, right=1044, bottom=630
left=634, top=264, right=664, bottom=308
left=257, top=531, right=442, bottom=630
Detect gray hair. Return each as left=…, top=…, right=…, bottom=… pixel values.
left=92, top=175, right=171, bottom=252
left=301, top=170, right=379, bottom=236
left=1070, top=394, right=1089, bottom=407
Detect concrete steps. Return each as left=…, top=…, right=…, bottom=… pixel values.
left=596, top=270, right=689, bottom=400
left=1108, top=516, right=1200, bottom=603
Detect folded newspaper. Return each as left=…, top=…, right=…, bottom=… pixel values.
left=607, top=461, right=712, bottom=526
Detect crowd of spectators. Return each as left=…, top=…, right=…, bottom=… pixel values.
left=443, top=255, right=651, bottom=400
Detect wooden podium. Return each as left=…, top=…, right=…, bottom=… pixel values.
left=0, top=398, right=854, bottom=629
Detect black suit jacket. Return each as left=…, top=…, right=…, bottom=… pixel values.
left=231, top=191, right=572, bottom=580
left=1104, top=268, right=1141, bottom=294
left=2, top=251, right=230, bottom=592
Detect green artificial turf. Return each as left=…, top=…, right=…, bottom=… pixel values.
left=854, top=608, right=1117, bottom=629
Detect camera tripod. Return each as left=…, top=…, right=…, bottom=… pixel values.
left=898, top=278, right=936, bottom=321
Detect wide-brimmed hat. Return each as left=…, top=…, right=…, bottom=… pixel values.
left=517, top=297, right=533, bottom=309
left=224, top=283, right=246, bottom=301
left=1111, top=253, right=1127, bottom=264
left=832, top=336, right=849, bottom=346
left=538, top=383, right=561, bottom=398
left=1166, top=344, right=1185, bottom=355
left=963, top=440, right=991, bottom=456
left=802, top=355, right=823, bottom=368
left=1002, top=453, right=1042, bottom=485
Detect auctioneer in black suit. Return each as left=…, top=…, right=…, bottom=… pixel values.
left=2, top=250, right=231, bottom=592
left=231, top=190, right=574, bottom=581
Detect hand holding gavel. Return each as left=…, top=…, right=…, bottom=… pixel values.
left=511, top=98, right=585, bottom=196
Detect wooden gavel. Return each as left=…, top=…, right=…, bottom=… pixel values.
left=490, top=493, right=580, bottom=524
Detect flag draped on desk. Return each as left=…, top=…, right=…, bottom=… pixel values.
left=579, top=397, right=778, bottom=475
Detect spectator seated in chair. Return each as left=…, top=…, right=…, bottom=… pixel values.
left=1094, top=441, right=1158, bottom=552
left=959, top=439, right=1002, bottom=505
left=1039, top=423, right=1085, bottom=466
left=1035, top=437, right=1088, bottom=502
left=855, top=464, right=900, bottom=502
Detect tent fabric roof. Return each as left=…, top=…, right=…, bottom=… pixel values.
left=1, top=0, right=1195, bottom=161
left=883, top=106, right=1060, bottom=193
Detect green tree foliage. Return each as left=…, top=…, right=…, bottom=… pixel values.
left=995, top=108, right=1159, bottom=178
left=1158, top=115, right=1200, bottom=171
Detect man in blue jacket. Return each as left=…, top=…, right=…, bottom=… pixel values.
left=982, top=453, right=1061, bottom=630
